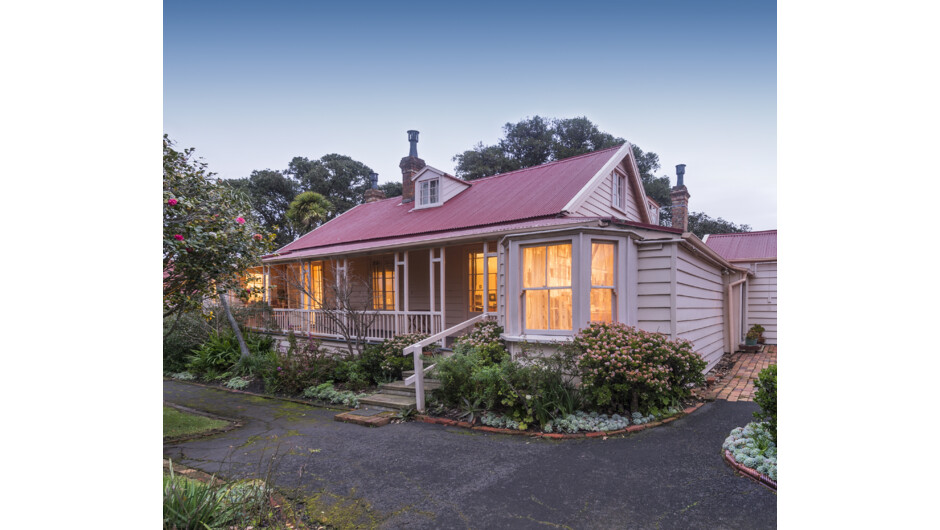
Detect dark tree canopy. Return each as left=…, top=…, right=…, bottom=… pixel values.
left=228, top=169, right=298, bottom=245
left=378, top=181, right=402, bottom=198
left=453, top=116, right=624, bottom=180
left=231, top=153, right=375, bottom=247
left=687, top=212, right=751, bottom=240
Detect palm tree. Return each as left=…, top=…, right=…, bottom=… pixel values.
left=286, top=191, right=332, bottom=235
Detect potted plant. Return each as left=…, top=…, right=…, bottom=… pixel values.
left=745, top=326, right=761, bottom=346
left=750, top=324, right=766, bottom=344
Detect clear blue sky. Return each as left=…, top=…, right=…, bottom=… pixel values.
left=164, top=0, right=776, bottom=230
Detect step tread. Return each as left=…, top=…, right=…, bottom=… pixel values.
left=358, top=392, right=417, bottom=409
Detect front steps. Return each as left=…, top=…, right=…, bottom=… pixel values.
left=357, top=371, right=440, bottom=410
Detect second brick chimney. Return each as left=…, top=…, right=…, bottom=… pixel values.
left=670, top=164, right=690, bottom=232
left=399, top=130, right=426, bottom=203
left=364, top=171, right=386, bottom=203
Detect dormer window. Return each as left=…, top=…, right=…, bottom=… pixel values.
left=419, top=178, right=440, bottom=206
left=611, top=170, right=626, bottom=210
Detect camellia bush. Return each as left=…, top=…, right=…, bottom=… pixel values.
left=572, top=322, right=706, bottom=413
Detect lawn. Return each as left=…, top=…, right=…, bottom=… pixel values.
left=164, top=406, right=229, bottom=439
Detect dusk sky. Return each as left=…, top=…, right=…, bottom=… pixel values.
left=164, top=0, right=776, bottom=230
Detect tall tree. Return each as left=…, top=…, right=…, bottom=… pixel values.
left=287, top=154, right=374, bottom=218
left=227, top=169, right=298, bottom=247
left=378, top=181, right=403, bottom=198
left=286, top=191, right=332, bottom=234
left=687, top=212, right=751, bottom=239
left=453, top=116, right=625, bottom=180
left=163, top=136, right=274, bottom=357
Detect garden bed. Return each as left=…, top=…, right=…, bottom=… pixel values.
left=415, top=402, right=704, bottom=439
left=164, top=376, right=363, bottom=411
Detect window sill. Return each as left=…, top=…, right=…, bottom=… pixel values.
left=501, top=334, right=574, bottom=344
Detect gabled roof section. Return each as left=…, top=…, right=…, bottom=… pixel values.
left=271, top=146, right=624, bottom=258
left=411, top=165, right=469, bottom=186
left=562, top=142, right=652, bottom=224
left=704, top=230, right=777, bottom=261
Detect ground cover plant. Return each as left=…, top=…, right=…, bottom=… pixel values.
left=723, top=363, right=777, bottom=482
left=163, top=406, right=229, bottom=439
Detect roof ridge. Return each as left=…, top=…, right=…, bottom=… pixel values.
left=709, top=229, right=777, bottom=237
left=463, top=144, right=624, bottom=185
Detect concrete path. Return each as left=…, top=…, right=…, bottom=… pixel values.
left=164, top=380, right=776, bottom=529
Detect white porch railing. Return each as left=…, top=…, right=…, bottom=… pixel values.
left=264, top=309, right=443, bottom=341
left=403, top=313, right=498, bottom=412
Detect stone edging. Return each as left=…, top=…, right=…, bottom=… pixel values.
left=723, top=449, right=777, bottom=491
left=414, top=403, right=704, bottom=439
left=163, top=378, right=355, bottom=411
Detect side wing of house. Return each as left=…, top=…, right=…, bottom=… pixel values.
left=675, top=246, right=725, bottom=370
left=746, top=260, right=777, bottom=344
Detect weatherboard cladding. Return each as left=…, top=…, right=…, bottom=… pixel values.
left=704, top=230, right=777, bottom=261
left=271, top=146, right=623, bottom=257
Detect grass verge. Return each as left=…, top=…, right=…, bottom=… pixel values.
left=164, top=406, right=229, bottom=439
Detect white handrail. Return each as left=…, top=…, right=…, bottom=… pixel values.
left=403, top=313, right=497, bottom=411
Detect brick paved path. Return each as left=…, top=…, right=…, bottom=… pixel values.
left=705, top=345, right=777, bottom=402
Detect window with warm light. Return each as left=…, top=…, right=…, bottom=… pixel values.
left=306, top=261, right=324, bottom=309
left=522, top=243, right=572, bottom=331
left=590, top=242, right=615, bottom=322
left=245, top=268, right=264, bottom=303
left=419, top=179, right=439, bottom=205
left=371, top=260, right=395, bottom=310
left=469, top=252, right=497, bottom=312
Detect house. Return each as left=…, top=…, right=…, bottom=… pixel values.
left=704, top=230, right=777, bottom=344
left=241, top=131, right=757, bottom=407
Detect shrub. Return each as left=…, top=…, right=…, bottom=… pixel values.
left=164, top=462, right=238, bottom=529
left=267, top=332, right=337, bottom=395
left=163, top=311, right=213, bottom=372
left=572, top=322, right=706, bottom=413
left=355, top=333, right=431, bottom=385
left=753, top=364, right=777, bottom=441
left=453, top=320, right=504, bottom=349
left=186, top=329, right=275, bottom=377
left=225, top=376, right=251, bottom=390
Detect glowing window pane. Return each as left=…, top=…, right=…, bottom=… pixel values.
left=525, top=290, right=549, bottom=330
left=523, top=246, right=545, bottom=288
left=591, top=243, right=614, bottom=286
left=550, top=289, right=572, bottom=330
left=547, top=244, right=571, bottom=287
left=590, top=289, right=613, bottom=322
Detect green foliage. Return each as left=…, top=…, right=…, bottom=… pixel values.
left=163, top=462, right=238, bottom=529
left=360, top=333, right=430, bottom=384
left=573, top=322, right=706, bottom=413
left=453, top=116, right=624, bottom=180
left=433, top=343, right=582, bottom=430
left=302, top=382, right=364, bottom=408
left=225, top=376, right=251, bottom=390
left=687, top=211, right=751, bottom=239
left=226, top=169, right=299, bottom=247
left=269, top=332, right=336, bottom=395
left=286, top=153, right=374, bottom=218
left=378, top=181, right=402, bottom=198
left=163, top=311, right=212, bottom=372
left=163, top=135, right=274, bottom=319
left=746, top=326, right=761, bottom=340
left=723, top=422, right=777, bottom=482
left=163, top=407, right=228, bottom=438
left=753, top=364, right=777, bottom=442
left=186, top=330, right=274, bottom=377
left=286, top=191, right=332, bottom=235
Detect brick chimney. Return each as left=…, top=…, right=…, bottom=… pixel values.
left=670, top=164, right=690, bottom=232
left=364, top=171, right=385, bottom=203
left=399, top=130, right=425, bottom=203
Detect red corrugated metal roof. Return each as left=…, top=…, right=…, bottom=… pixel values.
left=265, top=217, right=606, bottom=261
left=272, top=145, right=623, bottom=257
left=705, top=230, right=777, bottom=261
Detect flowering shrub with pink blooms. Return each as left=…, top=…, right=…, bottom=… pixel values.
left=573, top=322, right=706, bottom=413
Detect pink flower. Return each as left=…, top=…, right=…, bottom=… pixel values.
left=236, top=217, right=246, bottom=224
left=253, top=233, right=263, bottom=241
left=174, top=234, right=184, bottom=241
left=167, top=198, right=178, bottom=206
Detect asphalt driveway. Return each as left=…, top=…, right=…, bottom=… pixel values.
left=164, top=380, right=776, bottom=529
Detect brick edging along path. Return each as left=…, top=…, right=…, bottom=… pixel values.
left=415, top=402, right=705, bottom=439
left=723, top=449, right=777, bottom=491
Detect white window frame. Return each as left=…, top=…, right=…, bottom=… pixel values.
left=611, top=170, right=628, bottom=213
left=419, top=178, right=440, bottom=206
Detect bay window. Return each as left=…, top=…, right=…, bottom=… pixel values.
left=523, top=243, right=572, bottom=330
